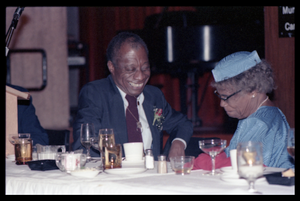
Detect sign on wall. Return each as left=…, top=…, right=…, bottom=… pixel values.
left=278, top=6, right=295, bottom=37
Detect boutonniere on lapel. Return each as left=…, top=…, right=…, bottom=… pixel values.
left=152, top=107, right=165, bottom=130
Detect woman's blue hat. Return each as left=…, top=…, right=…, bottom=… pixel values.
left=212, top=50, right=261, bottom=82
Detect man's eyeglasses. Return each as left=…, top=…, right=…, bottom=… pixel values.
left=214, top=90, right=241, bottom=101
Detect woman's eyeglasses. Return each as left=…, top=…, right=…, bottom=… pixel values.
left=214, top=90, right=241, bottom=101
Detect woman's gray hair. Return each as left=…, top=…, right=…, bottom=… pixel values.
left=211, top=59, right=276, bottom=94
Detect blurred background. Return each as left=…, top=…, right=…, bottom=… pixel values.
left=6, top=6, right=294, bottom=147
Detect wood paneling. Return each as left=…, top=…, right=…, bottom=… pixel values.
left=264, top=6, right=295, bottom=127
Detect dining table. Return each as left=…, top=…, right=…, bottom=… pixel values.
left=5, top=154, right=294, bottom=195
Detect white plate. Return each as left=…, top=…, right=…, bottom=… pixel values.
left=104, top=167, right=146, bottom=175
left=70, top=168, right=101, bottom=178
left=221, top=173, right=266, bottom=185
left=123, top=159, right=144, bottom=163
left=221, top=166, right=237, bottom=174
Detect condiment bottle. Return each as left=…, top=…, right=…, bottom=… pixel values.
left=145, top=149, right=154, bottom=169
left=157, top=155, right=167, bottom=173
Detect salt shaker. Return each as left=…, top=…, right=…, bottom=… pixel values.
left=145, top=149, right=154, bottom=169
left=157, top=155, right=168, bottom=173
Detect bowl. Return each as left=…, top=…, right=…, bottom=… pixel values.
left=169, top=156, right=195, bottom=175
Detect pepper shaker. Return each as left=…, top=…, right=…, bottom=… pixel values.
left=145, top=149, right=154, bottom=169
left=157, top=155, right=168, bottom=173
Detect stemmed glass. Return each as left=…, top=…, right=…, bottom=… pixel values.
left=237, top=141, right=264, bottom=194
left=90, top=135, right=99, bottom=152
left=80, top=123, right=95, bottom=161
left=287, top=128, right=295, bottom=160
left=199, top=139, right=227, bottom=175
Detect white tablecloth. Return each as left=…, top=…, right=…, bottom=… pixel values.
left=5, top=155, right=294, bottom=195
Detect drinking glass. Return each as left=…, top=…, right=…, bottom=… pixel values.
left=98, top=128, right=115, bottom=169
left=237, top=141, right=264, bottom=194
left=98, top=129, right=115, bottom=150
left=170, top=156, right=195, bottom=175
left=80, top=123, right=95, bottom=161
left=199, top=139, right=227, bottom=175
left=103, top=144, right=122, bottom=169
left=9, top=133, right=32, bottom=165
left=287, top=128, right=295, bottom=160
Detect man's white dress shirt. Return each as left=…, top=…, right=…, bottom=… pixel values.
left=117, top=87, right=187, bottom=151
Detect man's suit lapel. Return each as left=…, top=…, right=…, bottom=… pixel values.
left=143, top=98, right=155, bottom=135
left=107, top=75, right=128, bottom=144
left=143, top=90, right=161, bottom=157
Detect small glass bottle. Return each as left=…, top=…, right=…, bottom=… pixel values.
left=145, top=149, right=154, bottom=169
left=157, top=155, right=167, bottom=174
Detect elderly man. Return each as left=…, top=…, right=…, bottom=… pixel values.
left=73, top=32, right=193, bottom=160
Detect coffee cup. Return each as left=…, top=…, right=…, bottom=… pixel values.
left=56, top=152, right=87, bottom=173
left=123, top=142, right=143, bottom=161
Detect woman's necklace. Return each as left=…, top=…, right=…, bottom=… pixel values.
left=126, top=107, right=143, bottom=132
left=256, top=96, right=269, bottom=112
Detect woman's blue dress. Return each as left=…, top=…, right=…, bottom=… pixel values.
left=225, top=106, right=294, bottom=168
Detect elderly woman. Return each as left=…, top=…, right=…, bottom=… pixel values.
left=194, top=50, right=294, bottom=169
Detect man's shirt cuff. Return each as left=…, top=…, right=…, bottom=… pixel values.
left=172, top=138, right=187, bottom=149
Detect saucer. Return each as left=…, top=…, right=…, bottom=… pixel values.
left=122, top=160, right=145, bottom=166
left=122, top=157, right=145, bottom=168
left=124, top=156, right=144, bottom=162
left=221, top=166, right=237, bottom=173
left=123, top=159, right=144, bottom=163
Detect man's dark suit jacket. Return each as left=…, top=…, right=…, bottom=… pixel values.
left=72, top=75, right=193, bottom=160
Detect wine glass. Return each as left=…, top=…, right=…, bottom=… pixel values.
left=287, top=128, right=295, bottom=160
left=199, top=139, right=227, bottom=175
left=237, top=141, right=264, bottom=194
left=80, top=123, right=95, bottom=161
left=90, top=136, right=99, bottom=151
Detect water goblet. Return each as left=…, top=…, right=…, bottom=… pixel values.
left=237, top=141, right=264, bottom=194
left=287, top=128, right=295, bottom=160
left=199, top=139, right=227, bottom=175
left=80, top=123, right=95, bottom=161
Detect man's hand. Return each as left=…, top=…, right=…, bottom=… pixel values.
left=168, top=140, right=185, bottom=160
